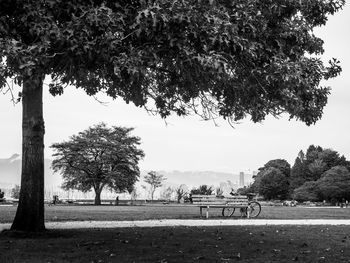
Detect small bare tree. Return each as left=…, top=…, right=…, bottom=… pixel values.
left=175, top=184, right=188, bottom=203
left=160, top=186, right=175, bottom=201
left=130, top=187, right=138, bottom=205
left=144, top=171, right=166, bottom=200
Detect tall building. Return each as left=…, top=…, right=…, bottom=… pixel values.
left=239, top=172, right=244, bottom=187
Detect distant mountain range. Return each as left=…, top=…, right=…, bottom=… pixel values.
left=0, top=154, right=253, bottom=190
left=0, top=154, right=62, bottom=188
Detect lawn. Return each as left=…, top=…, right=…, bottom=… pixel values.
left=1, top=225, right=350, bottom=262
left=1, top=204, right=350, bottom=262
left=1, top=204, right=350, bottom=223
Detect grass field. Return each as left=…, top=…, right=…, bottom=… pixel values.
left=1, top=225, right=350, bottom=262
left=1, top=204, right=350, bottom=223
left=1, top=204, right=350, bottom=262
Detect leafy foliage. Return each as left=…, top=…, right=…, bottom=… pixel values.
left=316, top=166, right=350, bottom=202
left=190, top=185, right=214, bottom=195
left=259, top=159, right=291, bottom=177
left=290, top=151, right=310, bottom=191
left=290, top=145, right=350, bottom=193
left=251, top=159, right=291, bottom=199
left=11, top=185, right=21, bottom=199
left=144, top=171, right=166, bottom=200
left=0, top=0, right=344, bottom=124
left=292, top=181, right=319, bottom=202
left=51, top=123, right=144, bottom=204
left=258, top=167, right=289, bottom=200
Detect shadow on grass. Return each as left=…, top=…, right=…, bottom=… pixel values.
left=1, top=226, right=350, bottom=262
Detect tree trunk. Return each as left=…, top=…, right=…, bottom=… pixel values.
left=94, top=189, right=102, bottom=205
left=11, top=74, right=45, bottom=232
left=151, top=188, right=155, bottom=201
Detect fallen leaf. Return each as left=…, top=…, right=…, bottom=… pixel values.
left=231, top=253, right=241, bottom=259
left=300, top=250, right=311, bottom=254
left=300, top=242, right=308, bottom=248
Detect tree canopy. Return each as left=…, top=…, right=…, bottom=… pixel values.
left=190, top=185, right=214, bottom=195
left=51, top=123, right=144, bottom=205
left=290, top=145, right=350, bottom=192
left=250, top=158, right=291, bottom=198
left=316, top=166, right=350, bottom=202
left=292, top=181, right=319, bottom=202
left=258, top=167, right=289, bottom=200
left=259, top=159, right=291, bottom=178
left=0, top=0, right=344, bottom=124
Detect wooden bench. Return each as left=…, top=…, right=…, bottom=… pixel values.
left=191, top=195, right=251, bottom=218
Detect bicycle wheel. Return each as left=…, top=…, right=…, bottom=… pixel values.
left=222, top=207, right=235, bottom=217
left=247, top=201, right=261, bottom=218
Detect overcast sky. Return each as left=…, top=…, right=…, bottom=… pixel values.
left=1, top=5, right=350, bottom=174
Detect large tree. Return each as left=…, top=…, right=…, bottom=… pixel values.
left=51, top=123, right=144, bottom=205
left=251, top=158, right=291, bottom=196
left=290, top=146, right=350, bottom=192
left=0, top=0, right=344, bottom=231
left=258, top=167, right=289, bottom=200
left=290, top=151, right=310, bottom=191
left=316, top=166, right=350, bottom=202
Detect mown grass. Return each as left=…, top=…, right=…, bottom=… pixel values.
left=1, top=205, right=350, bottom=262
left=1, top=225, right=350, bottom=262
left=1, top=204, right=350, bottom=223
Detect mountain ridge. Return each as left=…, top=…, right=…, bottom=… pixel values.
left=0, top=155, right=254, bottom=189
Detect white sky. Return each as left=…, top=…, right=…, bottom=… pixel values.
left=1, top=5, right=350, bottom=174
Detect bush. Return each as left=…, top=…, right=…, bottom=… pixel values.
left=11, top=185, right=20, bottom=199
left=292, top=181, right=319, bottom=202
left=190, top=185, right=213, bottom=195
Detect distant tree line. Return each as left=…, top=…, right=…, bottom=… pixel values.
left=242, top=145, right=350, bottom=203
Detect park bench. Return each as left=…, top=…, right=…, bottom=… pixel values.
left=191, top=194, right=261, bottom=219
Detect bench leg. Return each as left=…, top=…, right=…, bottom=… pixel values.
left=206, top=206, right=209, bottom=219
left=200, top=207, right=202, bottom=218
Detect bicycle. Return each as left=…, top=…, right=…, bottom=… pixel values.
left=221, top=193, right=261, bottom=218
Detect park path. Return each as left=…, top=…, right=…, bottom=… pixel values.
left=2, top=219, right=350, bottom=231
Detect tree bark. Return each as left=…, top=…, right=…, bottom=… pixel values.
left=94, top=189, right=102, bottom=205
left=11, top=74, right=45, bottom=232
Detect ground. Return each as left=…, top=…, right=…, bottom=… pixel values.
left=1, top=226, right=350, bottom=262
left=1, top=204, right=350, bottom=262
